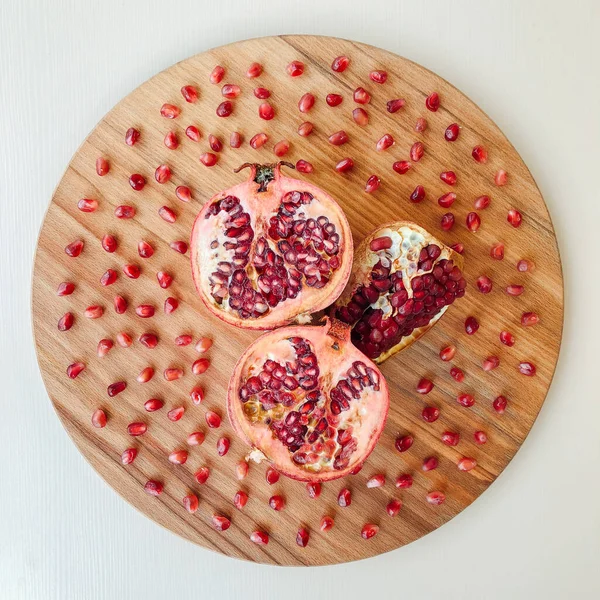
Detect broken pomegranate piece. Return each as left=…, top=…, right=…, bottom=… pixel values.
left=331, top=222, right=466, bottom=362
left=227, top=319, right=389, bottom=482
left=191, top=162, right=353, bottom=330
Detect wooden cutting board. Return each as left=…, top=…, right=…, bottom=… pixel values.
left=32, top=35, right=563, bottom=566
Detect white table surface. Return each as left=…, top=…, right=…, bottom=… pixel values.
left=1, top=0, right=599, bottom=598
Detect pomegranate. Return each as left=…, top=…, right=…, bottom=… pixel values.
left=191, top=162, right=353, bottom=330
left=227, top=319, right=389, bottom=482
left=331, top=222, right=466, bottom=362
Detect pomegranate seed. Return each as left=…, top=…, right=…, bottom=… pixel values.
left=192, top=358, right=210, bottom=375
left=352, top=108, right=368, bottom=126
left=164, top=131, right=178, bottom=149
left=195, top=338, right=212, bottom=353
left=458, top=457, right=477, bottom=472
left=144, top=480, right=163, bottom=496
left=457, top=393, right=475, bottom=408
left=326, top=93, right=343, bottom=107
left=91, top=409, right=107, bottom=428
left=127, top=422, right=147, bottom=436
left=338, top=488, right=352, bottom=507
left=208, top=134, right=223, bottom=153
left=392, top=161, right=411, bottom=174
left=250, top=531, right=269, bottom=545
left=482, top=356, right=500, bottom=371
left=287, top=60, right=304, bottom=76
left=450, top=367, right=465, bottom=382
left=212, top=514, right=230, bottom=531
left=494, top=395, right=508, bottom=413
left=155, top=271, right=172, bottom=289
left=190, top=387, right=204, bottom=405
left=320, top=516, right=334, bottom=531
left=114, top=205, right=135, bottom=219
left=125, top=127, right=140, bottom=146
left=441, top=213, right=455, bottom=231
left=135, top=305, right=154, bottom=320
left=416, top=378, right=434, bottom=394
left=84, top=305, right=104, bottom=319
left=107, top=381, right=126, bottom=397
left=425, top=92, right=440, bottom=111
left=369, top=70, right=387, bottom=83
left=415, top=117, right=428, bottom=132
left=155, top=164, right=172, bottom=184
left=114, top=295, right=127, bottom=314
left=500, top=330, right=516, bottom=346
left=395, top=435, right=413, bottom=453
left=519, top=362, right=536, bottom=376
left=387, top=98, right=405, bottom=113
left=296, top=159, right=313, bottom=173
left=296, top=527, right=310, bottom=547
left=376, top=134, right=394, bottom=152
left=410, top=185, right=426, bottom=203
left=258, top=102, right=274, bottom=120
left=77, top=198, right=98, bottom=213
left=396, top=474, right=413, bottom=488
left=121, top=448, right=137, bottom=465
left=97, top=339, right=113, bottom=357
left=122, top=264, right=140, bottom=279
left=490, top=243, right=505, bottom=260
left=472, top=145, right=488, bottom=163
left=306, top=482, right=321, bottom=499
left=164, top=297, right=178, bottom=314
left=144, top=398, right=164, bottom=412
left=297, top=121, right=314, bottom=136
left=335, top=158, right=354, bottom=173
left=506, top=284, right=524, bottom=296
left=219, top=84, right=239, bottom=100
left=408, top=142, right=424, bottom=163
left=195, top=467, right=210, bottom=484
left=422, top=406, right=440, bottom=423
left=440, top=345, right=456, bottom=361
left=495, top=169, right=508, bottom=186
left=522, top=312, right=540, bottom=326
left=217, top=437, right=230, bottom=457
left=451, top=242, right=464, bottom=254
left=328, top=130, right=348, bottom=146
left=57, top=281, right=75, bottom=296
left=135, top=241, right=153, bottom=259
left=187, top=431, right=205, bottom=447
left=426, top=491, right=445, bottom=505
left=465, top=316, right=480, bottom=335
left=183, top=494, right=199, bottom=513
left=442, top=431, right=460, bottom=446
left=185, top=125, right=200, bottom=142
left=139, top=333, right=158, bottom=349
left=298, top=93, right=315, bottom=113
left=205, top=411, right=221, bottom=429
left=160, top=104, right=180, bottom=119
left=65, top=240, right=83, bottom=257
left=169, top=450, right=188, bottom=465
left=225, top=132, right=240, bottom=150
left=164, top=368, right=183, bottom=382
left=477, top=275, right=493, bottom=293
left=331, top=55, right=350, bottom=72
left=180, top=85, right=198, bottom=103
left=199, top=152, right=218, bottom=167
left=507, top=209, right=522, bottom=227
left=168, top=406, right=185, bottom=421
left=234, top=461, right=249, bottom=481
left=517, top=259, right=534, bottom=272
left=387, top=499, right=402, bottom=517
left=129, top=173, right=145, bottom=190
left=116, top=332, right=132, bottom=348
left=269, top=495, right=285, bottom=511
left=361, top=523, right=379, bottom=539
left=57, top=312, right=74, bottom=332
left=137, top=367, right=155, bottom=384
left=474, top=431, right=488, bottom=445
left=249, top=133, right=268, bottom=149
left=365, top=175, right=381, bottom=193
left=474, top=195, right=491, bottom=210
left=422, top=456, right=438, bottom=471
left=466, top=212, right=481, bottom=232
left=158, top=205, right=177, bottom=223
left=210, top=65, right=225, bottom=84
left=370, top=236, right=393, bottom=251
left=353, top=87, right=371, bottom=104
left=273, top=139, right=290, bottom=157
left=445, top=123, right=460, bottom=141
left=266, top=467, right=279, bottom=485
left=367, top=474, right=385, bottom=488
left=251, top=87, right=269, bottom=100
left=246, top=61, right=263, bottom=78
left=233, top=490, right=248, bottom=510
left=438, top=192, right=457, bottom=208
left=440, top=171, right=457, bottom=186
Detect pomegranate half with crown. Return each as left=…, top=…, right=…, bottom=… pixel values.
left=227, top=318, right=389, bottom=481
left=332, top=222, right=466, bottom=362
left=191, top=162, right=353, bottom=329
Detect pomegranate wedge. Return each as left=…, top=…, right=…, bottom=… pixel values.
left=332, top=222, right=466, bottom=362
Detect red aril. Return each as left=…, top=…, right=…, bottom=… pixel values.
left=426, top=491, right=445, bottom=505
left=273, top=140, right=290, bottom=157
left=506, top=284, right=524, bottom=296
left=221, top=84, right=240, bottom=99
left=128, top=422, right=147, bottom=436
left=65, top=240, right=84, bottom=257
left=139, top=333, right=158, bottom=349
left=396, top=474, right=413, bottom=488
left=210, top=65, right=225, bottom=84
left=205, top=410, right=221, bottom=429
left=164, top=131, right=178, bottom=149
left=353, top=87, right=371, bottom=104
left=338, top=488, right=352, bottom=507
left=57, top=281, right=75, bottom=296
left=265, top=467, right=280, bottom=485
left=97, top=339, right=113, bottom=357
left=186, top=125, right=200, bottom=141
left=500, top=330, right=516, bottom=346
left=121, top=448, right=137, bottom=465
left=465, top=316, right=479, bottom=334
left=216, top=101, right=233, bottom=117
left=466, top=212, right=481, bottom=232
left=298, top=93, right=315, bottom=113
left=458, top=457, right=477, bottom=471
left=352, top=108, right=368, bottom=126
left=164, top=297, right=178, bottom=314
left=474, top=195, right=491, bottom=210
left=297, top=527, right=310, bottom=547
left=254, top=87, right=270, bottom=99
left=387, top=98, right=405, bottom=113
left=250, top=531, right=269, bottom=545
left=320, top=516, right=334, bottom=531
left=490, top=243, right=505, bottom=260
left=208, top=134, right=222, bottom=152
left=122, top=264, right=140, bottom=279
left=439, top=345, right=456, bottom=361
left=190, top=387, right=205, bottom=405
left=395, top=435, right=413, bottom=453
left=200, top=152, right=218, bottom=167
left=157, top=271, right=173, bottom=289
left=295, top=159, right=313, bottom=173
left=376, top=134, right=394, bottom=151
left=442, top=431, right=459, bottom=446
left=508, top=209, right=522, bottom=227
left=170, top=240, right=188, bottom=254
left=365, top=175, right=381, bottom=193
left=129, top=173, right=145, bottom=190
left=387, top=499, right=402, bottom=516
left=517, top=259, right=534, bottom=272
left=249, top=133, right=268, bottom=149
left=493, top=395, right=508, bottom=414
left=425, top=92, right=440, bottom=111
left=450, top=367, right=464, bottom=382
left=329, top=130, right=348, bottom=145
left=370, top=70, right=387, bottom=83
left=440, top=171, right=457, bottom=186
left=58, top=312, right=74, bottom=332
left=477, top=275, right=493, bottom=293
left=457, top=393, right=475, bottom=407
left=195, top=338, right=213, bottom=353
left=519, top=362, right=536, bottom=376
left=195, top=467, right=210, bottom=483
left=91, top=409, right=107, bottom=428
left=192, top=358, right=210, bottom=375
left=85, top=305, right=104, bottom=319
left=77, top=198, right=98, bottom=212
left=298, top=122, right=313, bottom=136
left=444, top=123, right=460, bottom=141
left=521, top=312, right=540, bottom=326
left=155, top=164, right=172, bottom=184
left=472, top=146, right=488, bottom=163
left=212, top=514, right=230, bottom=531
left=392, top=161, right=411, bottom=174
left=495, top=169, right=508, bottom=186
left=335, top=158, right=354, bottom=173
left=246, top=62, right=262, bottom=78
left=114, top=296, right=127, bottom=314
left=144, top=480, right=163, bottom=496
left=450, top=242, right=464, bottom=254
left=183, top=494, right=199, bottom=513
left=482, top=356, right=500, bottom=371
left=415, top=117, right=427, bottom=132
left=366, top=474, right=385, bottom=488
left=331, top=56, right=350, bottom=72
left=164, top=368, right=183, bottom=382
left=181, top=85, right=198, bottom=103
left=107, top=381, right=126, bottom=397
left=125, top=127, right=140, bottom=146
left=230, top=131, right=242, bottom=147
left=160, top=104, right=180, bottom=119
left=441, top=213, right=455, bottom=231
left=259, top=102, right=275, bottom=120
left=422, top=456, right=438, bottom=471
left=410, top=142, right=424, bottom=162
left=234, top=490, right=248, bottom=509
left=326, top=93, right=343, bottom=107
left=416, top=378, right=433, bottom=394
left=269, top=495, right=285, bottom=511
left=287, top=61, right=304, bottom=77
left=438, top=193, right=456, bottom=208
left=169, top=450, right=188, bottom=465
left=144, top=398, right=163, bottom=412
left=474, top=430, right=487, bottom=444
left=236, top=461, right=248, bottom=480
left=306, top=482, right=321, bottom=498
left=167, top=406, right=185, bottom=421
left=361, top=523, right=379, bottom=539
left=422, top=406, right=440, bottom=423
left=410, top=185, right=425, bottom=203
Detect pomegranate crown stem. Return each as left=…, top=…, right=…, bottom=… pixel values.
left=234, top=161, right=295, bottom=193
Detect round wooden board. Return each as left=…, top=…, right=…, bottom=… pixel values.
left=32, top=35, right=563, bottom=566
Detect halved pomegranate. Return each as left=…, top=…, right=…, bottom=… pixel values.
left=191, top=162, right=353, bottom=330
left=331, top=222, right=466, bottom=362
left=227, top=319, right=389, bottom=481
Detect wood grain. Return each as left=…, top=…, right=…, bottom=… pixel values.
left=31, top=35, right=563, bottom=566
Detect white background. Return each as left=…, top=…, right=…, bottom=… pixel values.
left=1, top=1, right=599, bottom=598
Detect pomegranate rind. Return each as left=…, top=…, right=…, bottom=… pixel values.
left=226, top=319, right=389, bottom=482
left=333, top=221, right=464, bottom=363
left=190, top=163, right=353, bottom=330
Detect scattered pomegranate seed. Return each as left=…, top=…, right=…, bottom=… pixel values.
left=212, top=514, right=230, bottom=531
left=97, top=339, right=113, bottom=357
left=139, top=333, right=158, bottom=349
left=287, top=60, right=304, bottom=77
left=116, top=332, right=132, bottom=348
left=442, top=431, right=460, bottom=446
left=252, top=87, right=269, bottom=100
left=296, top=159, right=313, bottom=173
left=395, top=435, right=413, bottom=453
left=194, top=338, right=212, bottom=354
left=495, top=169, right=508, bottom=186
left=269, top=495, right=285, bottom=511
left=410, top=185, right=426, bottom=203
left=144, top=398, right=163, bottom=412
left=306, top=482, right=321, bottom=499
left=250, top=531, right=269, bottom=545
left=65, top=239, right=84, bottom=257
left=439, top=345, right=456, bottom=361
left=425, top=92, right=440, bottom=111
left=517, top=259, right=534, bottom=272
left=392, top=161, right=411, bottom=174
left=441, top=213, right=455, bottom=231
left=445, top=123, right=460, bottom=141
left=500, top=330, right=516, bottom=346
left=216, top=101, right=233, bottom=117
left=353, top=87, right=371, bottom=104
left=409, top=142, right=424, bottom=163
left=466, top=212, right=481, bottom=232
left=426, top=491, right=445, bottom=505
left=376, top=134, right=394, bottom=152
left=367, top=474, right=385, bottom=488
left=438, top=192, right=457, bottom=208
left=135, top=240, right=153, bottom=259
left=127, top=422, right=147, bottom=436
left=335, top=158, right=354, bottom=173
left=494, top=395, right=508, bottom=414
left=331, top=55, right=350, bottom=72
left=507, top=209, right=522, bottom=227
left=476, top=275, right=493, bottom=293
left=482, top=356, right=500, bottom=371
left=369, top=70, right=387, bottom=83
left=457, top=393, right=475, bottom=407
left=228, top=131, right=242, bottom=148
left=249, top=133, right=268, bottom=149
left=77, top=198, right=98, bottom=213
left=208, top=134, right=223, bottom=152
left=144, top=480, right=163, bottom=496
left=490, top=243, right=505, bottom=260
left=114, top=205, right=135, bottom=220
left=84, top=305, right=104, bottom=319
left=474, top=195, right=491, bottom=210
left=121, top=448, right=137, bottom=465
left=155, top=271, right=172, bottom=289
left=465, top=316, right=480, bottom=335
left=519, top=362, right=536, bottom=376
left=164, top=297, right=178, bottom=314
left=183, top=494, right=199, bottom=513
left=192, top=358, right=210, bottom=375
left=91, top=409, right=107, bottom=428
left=155, top=164, right=172, bottom=184
left=440, top=171, right=457, bottom=186
left=129, top=173, right=145, bottom=190
left=328, top=130, right=349, bottom=145
left=220, top=84, right=240, bottom=99
left=450, top=366, right=465, bottom=382
left=451, top=242, right=464, bottom=254
left=422, top=406, right=440, bottom=423
left=185, top=125, right=200, bottom=142
left=472, top=145, right=488, bottom=163
left=266, top=467, right=279, bottom=485
left=164, top=368, right=183, bottom=382
left=160, top=104, right=180, bottom=119
left=210, top=65, right=225, bottom=84
left=386, top=499, right=402, bottom=517
left=205, top=410, right=221, bottom=429
left=57, top=312, right=74, bottom=332
left=352, top=108, right=368, bottom=126
left=298, top=93, right=315, bottom=113
left=135, top=305, right=155, bottom=318
left=107, top=381, right=126, bottom=397
left=338, top=488, right=352, bottom=507
left=57, top=281, right=75, bottom=296
left=137, top=367, right=154, bottom=384
left=233, top=490, right=248, bottom=510
left=168, top=406, right=185, bottom=422
left=506, top=284, right=524, bottom=297
left=258, top=102, right=275, bottom=120
left=164, top=131, right=178, bottom=149
left=188, top=431, right=205, bottom=446
left=320, top=515, right=334, bottom=531
left=326, top=93, right=343, bottom=107
left=195, top=467, right=210, bottom=484
left=179, top=84, right=198, bottom=103
left=474, top=431, right=488, bottom=445
left=365, top=175, right=381, bottom=193
left=114, top=296, right=127, bottom=314
left=386, top=98, right=405, bottom=113
left=199, top=152, right=218, bottom=167
left=521, top=312, right=540, bottom=326
left=122, top=264, right=140, bottom=279
left=190, top=387, right=204, bottom=405
left=396, top=474, right=413, bottom=488
left=125, top=127, right=140, bottom=146
left=296, top=527, right=310, bottom=547
left=416, top=378, right=434, bottom=394
left=415, top=117, right=428, bottom=132
left=297, top=121, right=314, bottom=136
left=458, top=457, right=477, bottom=472
left=361, top=523, right=379, bottom=540
left=273, top=139, right=290, bottom=157
left=235, top=461, right=249, bottom=480
left=422, top=456, right=439, bottom=472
